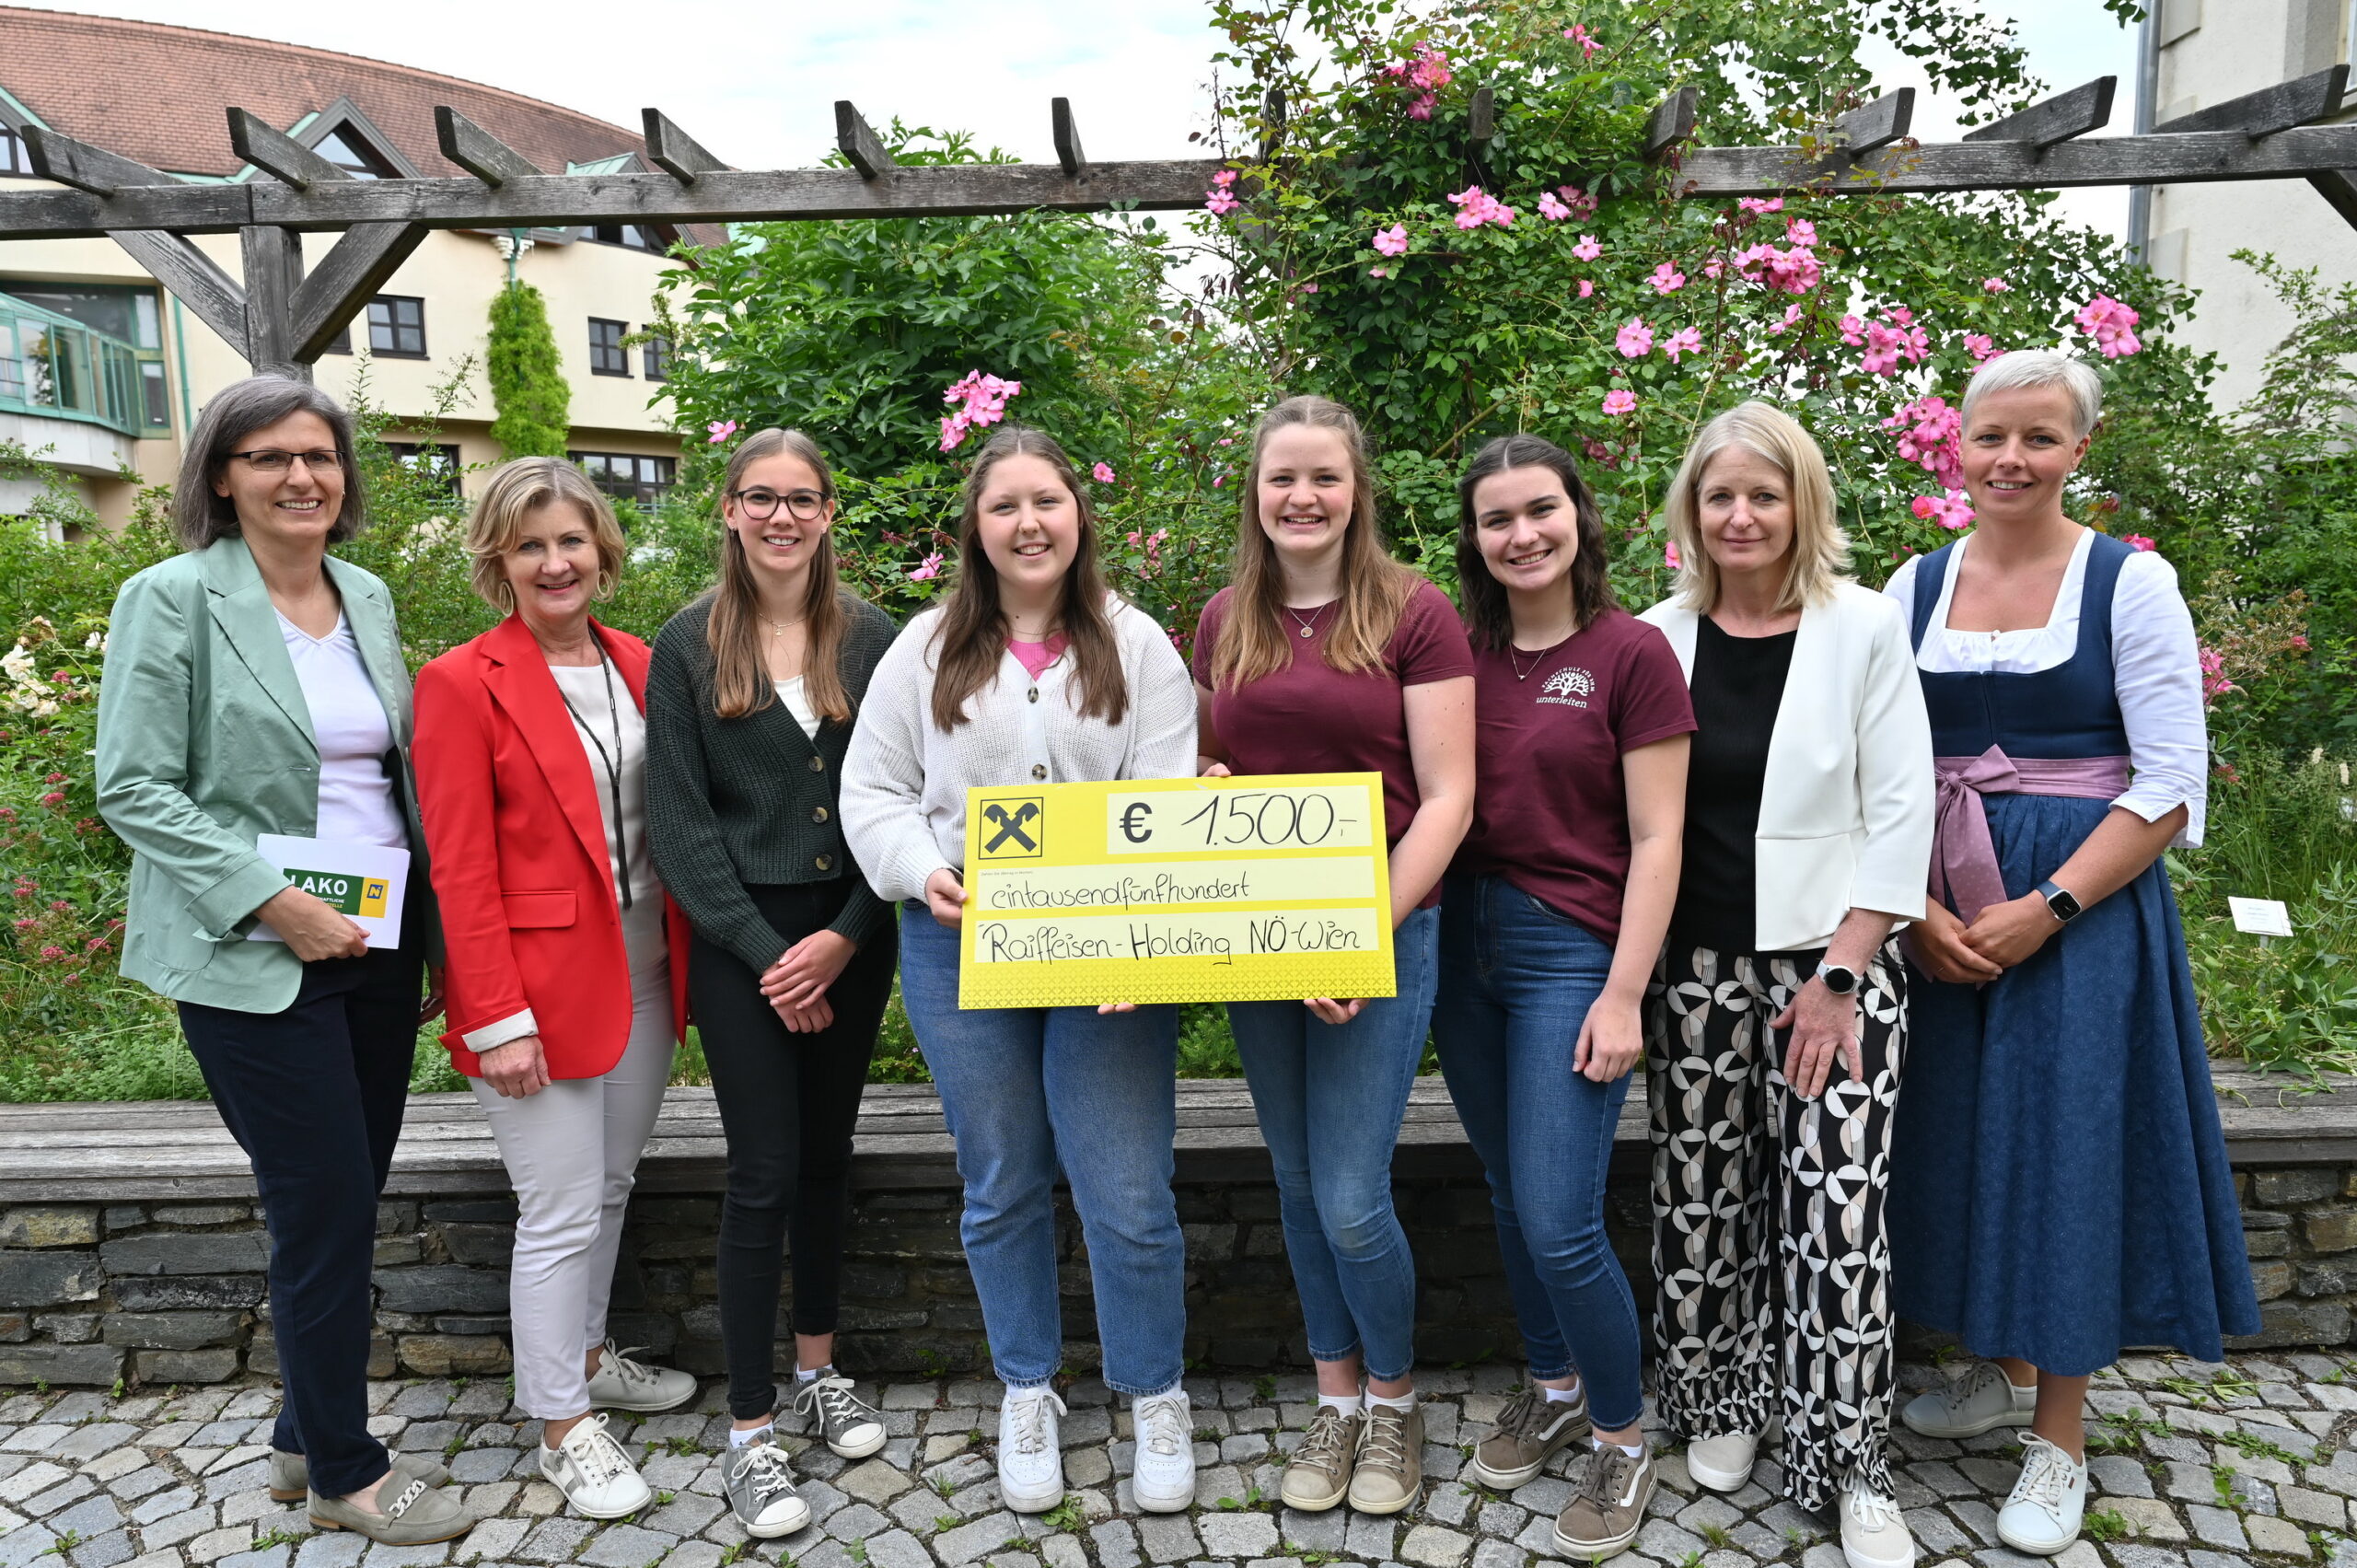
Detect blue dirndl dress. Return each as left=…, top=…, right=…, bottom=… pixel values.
left=1887, top=533, right=2258, bottom=1373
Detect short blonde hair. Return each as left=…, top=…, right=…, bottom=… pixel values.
left=1961, top=349, right=2103, bottom=438
left=465, top=458, right=628, bottom=613
left=1665, top=401, right=1850, bottom=613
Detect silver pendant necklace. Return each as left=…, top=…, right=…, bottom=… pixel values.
left=1286, top=603, right=1326, bottom=640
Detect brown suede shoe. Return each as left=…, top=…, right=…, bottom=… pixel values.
left=1471, top=1384, right=1591, bottom=1490
left=1278, top=1405, right=1360, bottom=1511
left=1552, top=1444, right=1655, bottom=1561
left=1346, top=1401, right=1423, bottom=1515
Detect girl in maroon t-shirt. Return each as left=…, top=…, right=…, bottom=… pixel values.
left=1434, top=434, right=1694, bottom=1557
left=1191, top=394, right=1474, bottom=1516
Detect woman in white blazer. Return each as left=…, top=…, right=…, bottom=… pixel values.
left=1637, top=401, right=1933, bottom=1568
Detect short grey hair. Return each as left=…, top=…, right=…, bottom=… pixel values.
left=1961, top=350, right=2104, bottom=438
left=172, top=376, right=366, bottom=552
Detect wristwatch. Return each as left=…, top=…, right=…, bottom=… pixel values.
left=1815, top=961, right=1859, bottom=995
left=2037, top=879, right=2084, bottom=923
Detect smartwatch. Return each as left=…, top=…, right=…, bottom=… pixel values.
left=2037, top=879, right=2084, bottom=923
left=1815, top=961, right=1860, bottom=995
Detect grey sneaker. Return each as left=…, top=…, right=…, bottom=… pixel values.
left=1279, top=1405, right=1360, bottom=1511
left=1472, top=1384, right=1592, bottom=1490
left=1900, top=1360, right=2036, bottom=1439
left=792, top=1367, right=887, bottom=1458
left=1346, top=1401, right=1424, bottom=1515
left=722, top=1434, right=812, bottom=1539
left=1552, top=1444, right=1655, bottom=1560
left=308, top=1474, right=474, bottom=1544
left=585, top=1339, right=698, bottom=1413
left=270, top=1449, right=448, bottom=1504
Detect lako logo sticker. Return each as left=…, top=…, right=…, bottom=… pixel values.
left=1538, top=667, right=1596, bottom=707
left=284, top=869, right=391, bottom=918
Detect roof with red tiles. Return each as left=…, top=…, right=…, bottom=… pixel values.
left=0, top=5, right=665, bottom=178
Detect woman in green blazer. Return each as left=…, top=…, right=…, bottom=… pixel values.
left=95, top=377, right=469, bottom=1548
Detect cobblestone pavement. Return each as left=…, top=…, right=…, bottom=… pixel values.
left=3, top=1352, right=2356, bottom=1568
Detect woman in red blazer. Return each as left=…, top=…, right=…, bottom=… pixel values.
left=412, top=459, right=694, bottom=1524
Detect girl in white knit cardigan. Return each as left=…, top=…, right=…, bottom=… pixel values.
left=842, top=427, right=1200, bottom=1518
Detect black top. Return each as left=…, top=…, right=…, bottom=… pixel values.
left=1670, top=614, right=1797, bottom=954
left=644, top=592, right=900, bottom=970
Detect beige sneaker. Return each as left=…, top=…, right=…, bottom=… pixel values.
left=1552, top=1444, right=1655, bottom=1561
left=1280, top=1405, right=1361, bottom=1511
left=308, top=1474, right=474, bottom=1544
left=1346, top=1401, right=1423, bottom=1515
left=1472, top=1384, right=1591, bottom=1490
left=1686, top=1427, right=1759, bottom=1493
left=269, top=1449, right=448, bottom=1504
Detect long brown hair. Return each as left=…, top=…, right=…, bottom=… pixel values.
left=928, top=426, right=1127, bottom=733
left=1207, top=394, right=1415, bottom=690
left=705, top=428, right=855, bottom=722
left=1455, top=433, right=1619, bottom=654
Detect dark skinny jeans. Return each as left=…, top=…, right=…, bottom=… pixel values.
left=691, top=881, right=897, bottom=1421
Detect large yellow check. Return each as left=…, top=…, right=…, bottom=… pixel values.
left=958, top=773, right=1397, bottom=1008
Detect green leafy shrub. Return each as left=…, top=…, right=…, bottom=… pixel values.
left=487, top=281, right=571, bottom=459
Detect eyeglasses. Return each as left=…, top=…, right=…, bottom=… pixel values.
left=729, top=487, right=827, bottom=522
left=229, top=449, right=346, bottom=473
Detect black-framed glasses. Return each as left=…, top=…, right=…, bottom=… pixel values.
left=229, top=448, right=345, bottom=473
left=729, top=487, right=827, bottom=522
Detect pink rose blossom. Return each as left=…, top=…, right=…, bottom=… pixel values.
left=1615, top=319, right=1655, bottom=358
left=2122, top=534, right=2156, bottom=552
left=1448, top=186, right=1515, bottom=228
left=1885, top=395, right=1965, bottom=492
left=1554, top=186, right=1598, bottom=218
left=1571, top=235, right=1602, bottom=261
left=1373, top=223, right=1410, bottom=256
left=938, top=370, right=1023, bottom=451
left=1602, top=388, right=1637, bottom=416
left=1910, top=490, right=1976, bottom=530
left=1664, top=540, right=1681, bottom=568
left=1386, top=41, right=1452, bottom=119
left=1576, top=280, right=1594, bottom=298
left=1093, top=462, right=1117, bottom=483
left=1983, top=277, right=2010, bottom=293
left=1768, top=302, right=1805, bottom=335
left=1785, top=218, right=1817, bottom=247
left=1537, top=192, right=1572, bottom=222
left=908, top=552, right=944, bottom=582
left=1649, top=261, right=1686, bottom=295
left=1562, top=23, right=1600, bottom=58
left=1843, top=308, right=1929, bottom=376
left=1962, top=332, right=2000, bottom=362
left=705, top=420, right=738, bottom=444
left=2199, top=645, right=2235, bottom=704
left=2074, top=294, right=2142, bottom=358
left=1662, top=326, right=1703, bottom=364
left=1737, top=197, right=1783, bottom=216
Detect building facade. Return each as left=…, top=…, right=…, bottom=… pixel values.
left=0, top=6, right=712, bottom=528
left=2138, top=0, right=2357, bottom=409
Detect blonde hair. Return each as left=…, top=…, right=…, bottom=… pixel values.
left=706, top=428, right=856, bottom=724
left=1665, top=401, right=1850, bottom=613
left=1207, top=394, right=1416, bottom=691
left=1961, top=349, right=2104, bottom=438
left=466, top=458, right=627, bottom=614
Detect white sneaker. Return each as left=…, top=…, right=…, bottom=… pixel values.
left=996, top=1386, right=1068, bottom=1514
left=585, top=1339, right=698, bottom=1413
left=539, top=1412, right=653, bottom=1520
left=1686, top=1428, right=1759, bottom=1492
left=1900, top=1360, right=2035, bottom=1439
left=1996, top=1433, right=2086, bottom=1556
left=1840, top=1473, right=1918, bottom=1568
left=1130, top=1388, right=1196, bottom=1513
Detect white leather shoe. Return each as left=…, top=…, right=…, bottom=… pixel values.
left=997, top=1387, right=1068, bottom=1514
left=1900, top=1360, right=2035, bottom=1439
left=585, top=1340, right=698, bottom=1413
left=1686, top=1428, right=1759, bottom=1492
left=1130, top=1388, right=1197, bottom=1512
left=1996, top=1433, right=2086, bottom=1556
left=539, top=1413, right=652, bottom=1520
left=1840, top=1473, right=1918, bottom=1568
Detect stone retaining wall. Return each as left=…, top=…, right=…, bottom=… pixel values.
left=2, top=1155, right=2346, bottom=1387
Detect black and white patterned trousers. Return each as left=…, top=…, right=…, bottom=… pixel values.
left=1643, top=941, right=1906, bottom=1511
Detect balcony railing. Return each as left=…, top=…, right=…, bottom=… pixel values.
left=0, top=293, right=149, bottom=439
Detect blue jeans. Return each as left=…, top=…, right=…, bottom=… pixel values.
left=1227, top=903, right=1438, bottom=1382
left=1432, top=875, right=1643, bottom=1429
left=898, top=906, right=1187, bottom=1395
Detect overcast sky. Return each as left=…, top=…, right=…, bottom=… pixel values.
left=43, top=0, right=2142, bottom=237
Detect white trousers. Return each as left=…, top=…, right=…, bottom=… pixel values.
left=470, top=955, right=673, bottom=1420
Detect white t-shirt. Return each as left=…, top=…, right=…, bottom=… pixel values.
left=1884, top=529, right=2207, bottom=846
left=276, top=611, right=405, bottom=849
left=772, top=676, right=820, bottom=739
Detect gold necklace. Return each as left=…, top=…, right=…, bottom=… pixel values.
left=760, top=613, right=805, bottom=639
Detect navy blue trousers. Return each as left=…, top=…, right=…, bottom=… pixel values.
left=179, top=945, right=420, bottom=1498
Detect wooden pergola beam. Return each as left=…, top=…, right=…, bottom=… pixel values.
left=435, top=107, right=543, bottom=186
left=1051, top=99, right=1087, bottom=180
left=2154, top=64, right=2348, bottom=139
left=642, top=110, right=725, bottom=184
left=1831, top=89, right=1913, bottom=155
left=226, top=109, right=349, bottom=190
left=1963, top=77, right=2117, bottom=152
left=835, top=101, right=895, bottom=180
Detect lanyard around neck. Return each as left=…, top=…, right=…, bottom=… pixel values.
left=553, top=641, right=633, bottom=912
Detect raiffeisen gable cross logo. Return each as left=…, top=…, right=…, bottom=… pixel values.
left=978, top=796, right=1047, bottom=860
left=1538, top=666, right=1596, bottom=708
